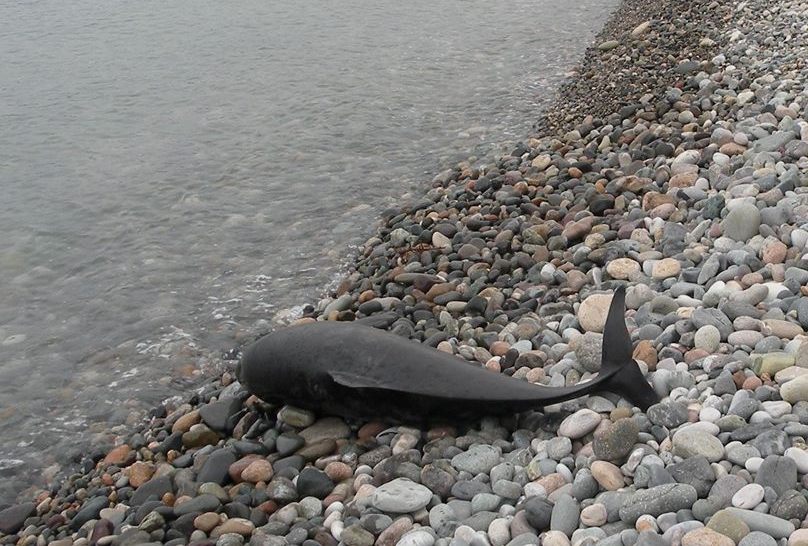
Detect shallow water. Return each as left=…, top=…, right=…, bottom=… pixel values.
left=0, top=0, right=615, bottom=500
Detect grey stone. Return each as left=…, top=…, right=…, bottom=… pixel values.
left=618, top=484, right=698, bottom=523
left=0, top=503, right=36, bottom=534
left=550, top=495, right=579, bottom=537
left=672, top=428, right=725, bottom=462
left=451, top=445, right=501, bottom=475
left=523, top=496, right=552, bottom=530
left=691, top=308, right=733, bottom=340
left=505, top=534, right=540, bottom=546
left=199, top=397, right=243, bottom=433
left=668, top=456, right=715, bottom=497
left=738, top=531, right=778, bottom=546
left=756, top=455, right=797, bottom=496
left=647, top=401, right=689, bottom=428
left=770, top=489, right=808, bottom=520
left=750, top=429, right=789, bottom=457
left=723, top=507, right=795, bottom=538
left=572, top=469, right=599, bottom=501
left=372, top=478, right=433, bottom=513
left=593, top=419, right=639, bottom=462
left=753, top=131, right=796, bottom=153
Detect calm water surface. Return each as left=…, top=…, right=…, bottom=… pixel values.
left=0, top=0, right=615, bottom=500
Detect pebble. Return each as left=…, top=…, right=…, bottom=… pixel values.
left=682, top=528, right=734, bottom=546
left=550, top=495, right=579, bottom=538
left=781, top=375, right=808, bottom=403
left=619, top=484, right=698, bottom=524
left=590, top=461, right=625, bottom=491
left=452, top=445, right=502, bottom=475
left=738, top=532, right=777, bottom=546
left=672, top=428, right=725, bottom=462
left=593, top=418, right=638, bottom=461
left=784, top=447, right=808, bottom=473
left=579, top=503, right=607, bottom=527
left=577, top=294, right=613, bottom=333
left=558, top=409, right=602, bottom=439
left=732, top=484, right=765, bottom=509
left=706, top=509, right=750, bottom=544
left=371, top=479, right=433, bottom=513
left=724, top=508, right=795, bottom=539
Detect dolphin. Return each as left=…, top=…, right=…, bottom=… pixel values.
left=237, top=286, right=658, bottom=422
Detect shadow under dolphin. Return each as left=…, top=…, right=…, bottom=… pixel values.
left=238, top=286, right=658, bottom=422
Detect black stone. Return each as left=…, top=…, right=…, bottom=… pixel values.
left=70, top=496, right=110, bottom=529
left=173, top=495, right=221, bottom=517
left=197, top=449, right=237, bottom=485
left=199, top=397, right=244, bottom=433
left=296, top=468, right=335, bottom=499
left=276, top=433, right=305, bottom=457
left=524, top=496, right=553, bottom=530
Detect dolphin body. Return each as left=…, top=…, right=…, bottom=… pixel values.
left=238, top=286, right=658, bottom=422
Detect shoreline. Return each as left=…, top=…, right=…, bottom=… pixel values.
left=4, top=0, right=808, bottom=543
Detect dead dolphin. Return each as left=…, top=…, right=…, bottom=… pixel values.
left=237, top=286, right=658, bottom=422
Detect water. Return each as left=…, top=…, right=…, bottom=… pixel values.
left=0, top=0, right=615, bottom=500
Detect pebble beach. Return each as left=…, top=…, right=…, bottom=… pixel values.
left=4, top=0, right=808, bottom=545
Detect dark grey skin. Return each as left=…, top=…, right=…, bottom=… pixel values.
left=237, top=286, right=658, bottom=422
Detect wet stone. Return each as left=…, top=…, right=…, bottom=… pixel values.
left=199, top=449, right=238, bottom=485
left=200, top=397, right=244, bottom=433
left=70, top=496, right=110, bottom=529
left=175, top=494, right=222, bottom=516
left=0, top=502, right=36, bottom=534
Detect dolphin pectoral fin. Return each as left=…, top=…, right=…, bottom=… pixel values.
left=329, top=371, right=388, bottom=389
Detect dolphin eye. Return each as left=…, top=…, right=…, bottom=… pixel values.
left=309, top=380, right=326, bottom=398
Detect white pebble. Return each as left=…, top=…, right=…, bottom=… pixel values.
left=733, top=483, right=765, bottom=509
left=524, top=483, right=547, bottom=498
left=749, top=411, right=772, bottom=424
left=785, top=447, right=808, bottom=473
left=330, top=520, right=344, bottom=541
left=699, top=407, right=721, bottom=422
left=746, top=457, right=764, bottom=473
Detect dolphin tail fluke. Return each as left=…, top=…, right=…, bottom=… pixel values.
left=599, top=285, right=659, bottom=411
